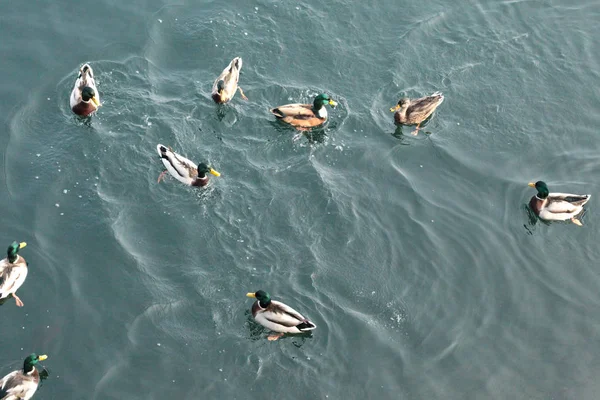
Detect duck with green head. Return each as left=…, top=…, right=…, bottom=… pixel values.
left=246, top=290, right=317, bottom=341
left=270, top=93, right=337, bottom=131
left=0, top=241, right=28, bottom=307
left=528, top=181, right=591, bottom=226
left=70, top=63, right=101, bottom=116
left=156, top=144, right=220, bottom=187
left=0, top=353, right=48, bottom=400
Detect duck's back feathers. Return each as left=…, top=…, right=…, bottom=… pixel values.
left=252, top=300, right=317, bottom=333
left=270, top=104, right=326, bottom=128
left=531, top=193, right=591, bottom=221
left=156, top=144, right=198, bottom=186
left=211, top=57, right=243, bottom=104
left=70, top=63, right=100, bottom=116
left=0, top=369, right=39, bottom=400
left=396, top=92, right=444, bottom=125
left=0, top=257, right=28, bottom=299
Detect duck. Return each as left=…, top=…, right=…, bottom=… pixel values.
left=0, top=241, right=28, bottom=307
left=528, top=181, right=591, bottom=226
left=390, top=91, right=444, bottom=135
left=0, top=353, right=48, bottom=400
left=211, top=57, right=247, bottom=104
left=70, top=63, right=101, bottom=116
left=156, top=144, right=220, bottom=187
left=270, top=93, right=337, bottom=130
left=246, top=290, right=317, bottom=341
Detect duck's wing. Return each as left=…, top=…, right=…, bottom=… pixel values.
left=157, top=145, right=197, bottom=184
left=212, top=57, right=242, bottom=93
left=0, top=371, right=34, bottom=399
left=545, top=193, right=591, bottom=212
left=270, top=104, right=314, bottom=119
left=260, top=300, right=315, bottom=328
left=0, top=265, right=27, bottom=298
left=406, top=92, right=444, bottom=122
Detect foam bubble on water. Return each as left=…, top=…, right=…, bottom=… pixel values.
left=158, top=19, right=162, bottom=23
left=55, top=203, right=60, bottom=207
left=63, top=189, right=68, bottom=194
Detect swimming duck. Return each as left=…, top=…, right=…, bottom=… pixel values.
left=70, top=63, right=101, bottom=116
left=211, top=57, right=247, bottom=104
left=0, top=241, right=28, bottom=307
left=246, top=290, right=317, bottom=341
left=270, top=94, right=337, bottom=130
left=390, top=91, right=444, bottom=135
left=156, top=144, right=220, bottom=187
left=528, top=181, right=591, bottom=226
left=0, top=353, right=47, bottom=400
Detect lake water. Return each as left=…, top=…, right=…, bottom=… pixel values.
left=1, top=0, right=600, bottom=398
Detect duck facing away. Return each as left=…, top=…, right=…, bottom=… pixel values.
left=70, top=63, right=101, bottom=116
left=390, top=91, right=444, bottom=135
left=528, top=181, right=591, bottom=226
left=270, top=94, right=337, bottom=131
left=247, top=290, right=317, bottom=341
left=0, top=353, right=48, bottom=400
left=0, top=241, right=28, bottom=307
left=211, top=57, right=247, bottom=104
left=156, top=144, right=220, bottom=187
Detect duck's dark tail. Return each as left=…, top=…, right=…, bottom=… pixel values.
left=296, top=320, right=317, bottom=331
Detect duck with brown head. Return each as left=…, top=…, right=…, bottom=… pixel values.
left=211, top=57, right=247, bottom=104
left=390, top=91, right=444, bottom=135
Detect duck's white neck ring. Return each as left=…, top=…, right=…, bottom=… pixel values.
left=535, top=195, right=546, bottom=201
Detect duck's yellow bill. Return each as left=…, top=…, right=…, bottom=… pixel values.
left=246, top=292, right=256, bottom=298
left=390, top=105, right=400, bottom=112
left=329, top=99, right=337, bottom=107
left=210, top=169, right=221, bottom=177
left=528, top=182, right=536, bottom=188
left=91, top=96, right=101, bottom=107
left=38, top=355, right=48, bottom=361
left=19, top=242, right=27, bottom=249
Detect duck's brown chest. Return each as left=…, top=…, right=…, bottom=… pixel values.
left=529, top=196, right=542, bottom=215
left=72, top=102, right=96, bottom=116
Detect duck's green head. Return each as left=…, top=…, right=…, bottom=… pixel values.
left=313, top=94, right=337, bottom=109
left=7, top=241, right=26, bottom=263
left=82, top=86, right=100, bottom=107
left=529, top=181, right=549, bottom=199
left=197, top=162, right=221, bottom=178
left=247, top=290, right=271, bottom=307
left=23, top=353, right=48, bottom=373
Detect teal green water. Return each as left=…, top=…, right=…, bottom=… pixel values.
left=1, top=0, right=600, bottom=398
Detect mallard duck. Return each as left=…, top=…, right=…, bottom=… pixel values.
left=390, top=91, right=444, bottom=135
left=0, top=353, right=47, bottom=400
left=528, top=181, right=591, bottom=226
left=270, top=94, right=337, bottom=130
left=211, top=57, right=247, bottom=104
left=0, top=241, right=28, bottom=307
left=246, top=290, right=317, bottom=341
left=156, top=144, right=220, bottom=187
left=70, top=63, right=101, bottom=116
